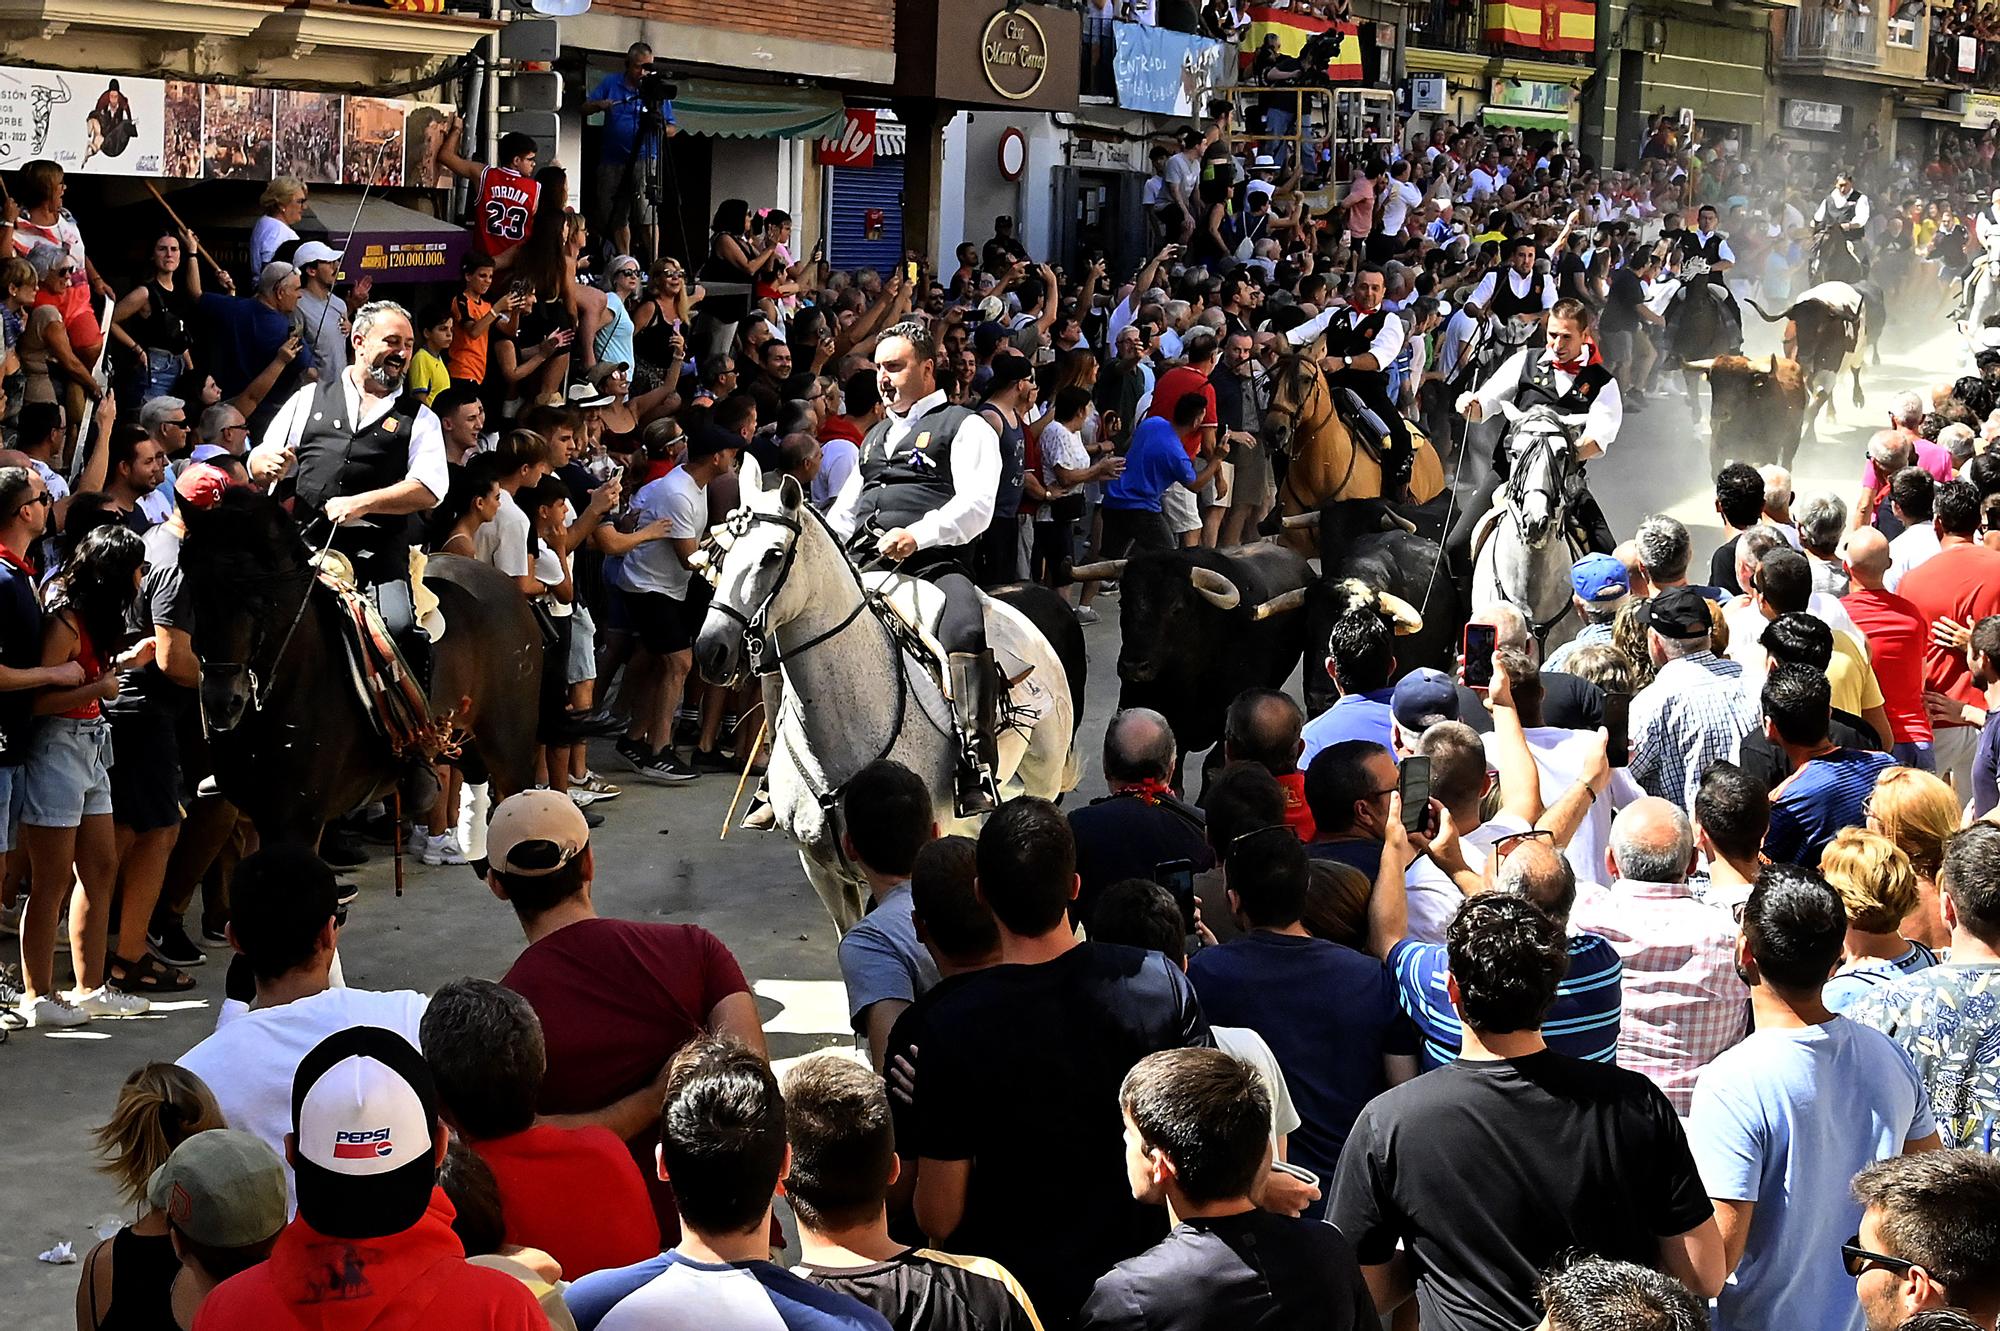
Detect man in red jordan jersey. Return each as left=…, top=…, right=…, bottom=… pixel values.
left=439, top=117, right=543, bottom=266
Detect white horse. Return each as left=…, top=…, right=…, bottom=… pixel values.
left=691, top=457, right=1082, bottom=930
left=1469, top=401, right=1586, bottom=656
left=1963, top=232, right=2000, bottom=338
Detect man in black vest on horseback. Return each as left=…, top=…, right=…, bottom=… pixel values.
left=1471, top=236, right=1557, bottom=346
left=1811, top=169, right=1871, bottom=281
left=1674, top=204, right=1742, bottom=349
left=1457, top=297, right=1622, bottom=556
left=1284, top=265, right=1413, bottom=501
left=827, top=319, right=1005, bottom=815
left=247, top=300, right=447, bottom=679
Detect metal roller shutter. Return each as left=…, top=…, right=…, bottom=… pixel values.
left=828, top=159, right=907, bottom=273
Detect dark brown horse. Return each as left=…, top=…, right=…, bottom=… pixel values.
left=180, top=488, right=541, bottom=850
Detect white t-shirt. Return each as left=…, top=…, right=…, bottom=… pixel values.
left=1487, top=726, right=1645, bottom=888
left=1404, top=813, right=1532, bottom=943
left=474, top=488, right=533, bottom=579
left=618, top=467, right=706, bottom=598
left=1213, top=1025, right=1304, bottom=1145
left=177, top=986, right=429, bottom=1211
left=249, top=215, right=299, bottom=275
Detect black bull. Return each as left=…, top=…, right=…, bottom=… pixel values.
left=1747, top=281, right=1884, bottom=439
left=1069, top=543, right=1314, bottom=759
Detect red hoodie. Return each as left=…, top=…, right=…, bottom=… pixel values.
left=193, top=1189, right=547, bottom=1331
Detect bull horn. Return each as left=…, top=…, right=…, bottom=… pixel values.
left=1249, top=587, right=1307, bottom=621
left=1068, top=559, right=1127, bottom=581
left=1376, top=591, right=1423, bottom=635
left=1189, top=567, right=1242, bottom=610
left=1281, top=511, right=1321, bottom=529
left=1381, top=508, right=1418, bottom=534
left=1682, top=357, right=1717, bottom=372
left=1753, top=354, right=1775, bottom=373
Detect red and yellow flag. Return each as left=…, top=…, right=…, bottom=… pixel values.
left=1484, top=0, right=1593, bottom=51
left=1240, top=5, right=1364, bottom=82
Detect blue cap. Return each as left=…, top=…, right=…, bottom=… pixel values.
left=1392, top=667, right=1460, bottom=732
left=1570, top=552, right=1630, bottom=604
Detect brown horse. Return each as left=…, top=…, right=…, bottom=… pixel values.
left=1261, top=345, right=1446, bottom=540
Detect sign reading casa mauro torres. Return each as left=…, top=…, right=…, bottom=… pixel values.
left=893, top=0, right=1080, bottom=112
left=982, top=9, right=1051, bottom=100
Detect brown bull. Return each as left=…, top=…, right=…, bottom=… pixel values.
left=1682, top=354, right=1810, bottom=475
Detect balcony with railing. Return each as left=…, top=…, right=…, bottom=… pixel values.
left=1405, top=0, right=1593, bottom=66
left=1780, top=2, right=1881, bottom=69
left=1929, top=4, right=2000, bottom=86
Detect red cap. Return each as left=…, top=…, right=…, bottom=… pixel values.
left=173, top=463, right=235, bottom=511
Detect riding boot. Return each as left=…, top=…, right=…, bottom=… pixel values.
left=948, top=651, right=1000, bottom=817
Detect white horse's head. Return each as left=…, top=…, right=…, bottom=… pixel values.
left=1497, top=401, right=1584, bottom=547
left=692, top=454, right=824, bottom=687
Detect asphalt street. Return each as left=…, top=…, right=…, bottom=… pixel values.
left=0, top=288, right=1952, bottom=1329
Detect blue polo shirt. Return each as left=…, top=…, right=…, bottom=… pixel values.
left=1390, top=933, right=1624, bottom=1069
left=1764, top=748, right=1898, bottom=867
left=591, top=72, right=673, bottom=164
left=1299, top=688, right=1395, bottom=768
left=1102, top=416, right=1196, bottom=512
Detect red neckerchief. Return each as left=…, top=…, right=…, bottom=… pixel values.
left=1114, top=778, right=1177, bottom=805
left=0, top=541, right=34, bottom=577
left=1550, top=342, right=1602, bottom=376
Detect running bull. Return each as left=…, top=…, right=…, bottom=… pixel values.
left=1679, top=353, right=1811, bottom=476
left=1747, top=280, right=1884, bottom=441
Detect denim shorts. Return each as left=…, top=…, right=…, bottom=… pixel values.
left=20, top=715, right=114, bottom=828
left=567, top=602, right=598, bottom=686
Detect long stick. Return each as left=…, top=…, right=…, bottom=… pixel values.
left=719, top=718, right=769, bottom=840
left=143, top=181, right=228, bottom=281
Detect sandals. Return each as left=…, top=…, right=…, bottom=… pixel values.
left=108, top=951, right=195, bottom=996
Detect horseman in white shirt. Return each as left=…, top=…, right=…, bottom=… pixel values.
left=1458, top=298, right=1622, bottom=554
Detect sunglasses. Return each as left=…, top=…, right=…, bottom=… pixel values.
left=1841, top=1236, right=1921, bottom=1280
left=1494, top=828, right=1556, bottom=856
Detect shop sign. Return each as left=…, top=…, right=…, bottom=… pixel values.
left=1958, top=91, right=2000, bottom=128
left=1111, top=22, right=1231, bottom=116
left=1488, top=79, right=1571, bottom=112
left=0, top=64, right=449, bottom=185
left=817, top=110, right=878, bottom=168
left=1068, top=134, right=1140, bottom=171
left=982, top=9, right=1051, bottom=101
left=1782, top=98, right=1845, bottom=132
left=1408, top=76, right=1447, bottom=113
left=343, top=233, right=467, bottom=284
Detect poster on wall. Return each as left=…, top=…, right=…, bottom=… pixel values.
left=202, top=84, right=274, bottom=180
left=0, top=65, right=449, bottom=186
left=1112, top=23, right=1232, bottom=117
left=275, top=90, right=343, bottom=184
left=0, top=68, right=167, bottom=174
left=343, top=97, right=406, bottom=185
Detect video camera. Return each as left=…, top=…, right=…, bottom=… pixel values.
left=638, top=69, right=678, bottom=107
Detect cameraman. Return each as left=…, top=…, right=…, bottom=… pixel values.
left=586, top=41, right=677, bottom=260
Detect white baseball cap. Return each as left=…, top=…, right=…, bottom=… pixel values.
left=293, top=241, right=343, bottom=267
left=291, top=1027, right=440, bottom=1239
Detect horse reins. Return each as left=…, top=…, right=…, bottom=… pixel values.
left=208, top=521, right=341, bottom=716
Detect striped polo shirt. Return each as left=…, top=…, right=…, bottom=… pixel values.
left=1390, top=931, right=1625, bottom=1071
left=1763, top=748, right=1899, bottom=868
left=1824, top=941, right=1940, bottom=1014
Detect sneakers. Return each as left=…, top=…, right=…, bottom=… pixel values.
left=616, top=738, right=655, bottom=773
left=199, top=923, right=231, bottom=949
left=569, top=786, right=605, bottom=808
left=692, top=748, right=739, bottom=773
left=574, top=771, right=621, bottom=800
left=67, top=985, right=150, bottom=1017
left=18, top=992, right=89, bottom=1029
left=582, top=808, right=606, bottom=829
left=405, top=825, right=429, bottom=856
left=637, top=749, right=699, bottom=784
left=146, top=922, right=207, bottom=969
left=320, top=828, right=367, bottom=868
left=421, top=832, right=469, bottom=867
left=1074, top=605, right=1100, bottom=625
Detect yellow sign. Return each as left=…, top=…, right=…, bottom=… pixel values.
left=982, top=9, right=1051, bottom=102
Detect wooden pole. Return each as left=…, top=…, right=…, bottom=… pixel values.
left=142, top=180, right=228, bottom=282
left=719, top=718, right=769, bottom=840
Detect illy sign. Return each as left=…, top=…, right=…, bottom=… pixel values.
left=818, top=109, right=877, bottom=167
left=982, top=9, right=1051, bottom=101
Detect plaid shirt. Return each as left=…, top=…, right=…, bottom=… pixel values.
left=1628, top=651, right=1761, bottom=810
left=1569, top=879, right=1750, bottom=1114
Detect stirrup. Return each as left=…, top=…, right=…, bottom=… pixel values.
left=954, top=751, right=998, bottom=817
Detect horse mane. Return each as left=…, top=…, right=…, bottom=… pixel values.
left=180, top=487, right=309, bottom=585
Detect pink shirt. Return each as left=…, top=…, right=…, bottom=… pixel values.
left=1860, top=437, right=1954, bottom=491
left=1568, top=879, right=1749, bottom=1114
left=1346, top=174, right=1375, bottom=239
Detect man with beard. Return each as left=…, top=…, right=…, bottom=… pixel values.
left=248, top=301, right=448, bottom=677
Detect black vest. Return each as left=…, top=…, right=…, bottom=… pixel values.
left=1679, top=231, right=1729, bottom=280
left=1328, top=307, right=1389, bottom=361
left=290, top=375, right=427, bottom=582
left=1489, top=269, right=1546, bottom=321
left=1515, top=352, right=1613, bottom=415
left=1823, top=192, right=1863, bottom=227
left=853, top=401, right=978, bottom=541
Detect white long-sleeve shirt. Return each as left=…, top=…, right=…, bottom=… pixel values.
left=826, top=388, right=1000, bottom=553
left=251, top=370, right=448, bottom=506
left=1459, top=347, right=1624, bottom=452
left=1285, top=302, right=1405, bottom=367
left=1813, top=188, right=1871, bottom=231
left=1470, top=269, right=1557, bottom=315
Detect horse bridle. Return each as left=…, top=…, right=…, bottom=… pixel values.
left=1497, top=409, right=1583, bottom=642
left=702, top=503, right=874, bottom=678
left=1275, top=355, right=1361, bottom=506
left=203, top=527, right=336, bottom=720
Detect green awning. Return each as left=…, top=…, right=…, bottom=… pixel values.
left=1481, top=106, right=1571, bottom=130
left=671, top=78, right=845, bottom=140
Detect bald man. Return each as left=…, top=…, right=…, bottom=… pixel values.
left=1843, top=525, right=1937, bottom=768
left=1568, top=797, right=1749, bottom=1113
left=1067, top=707, right=1213, bottom=926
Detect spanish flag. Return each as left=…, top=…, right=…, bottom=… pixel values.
left=1484, top=0, right=1593, bottom=51
left=1240, top=5, right=1364, bottom=82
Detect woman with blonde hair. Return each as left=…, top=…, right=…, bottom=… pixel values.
left=1818, top=827, right=1940, bottom=1011
left=77, top=1063, right=225, bottom=1331
left=1865, top=765, right=1960, bottom=953
left=250, top=175, right=307, bottom=274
